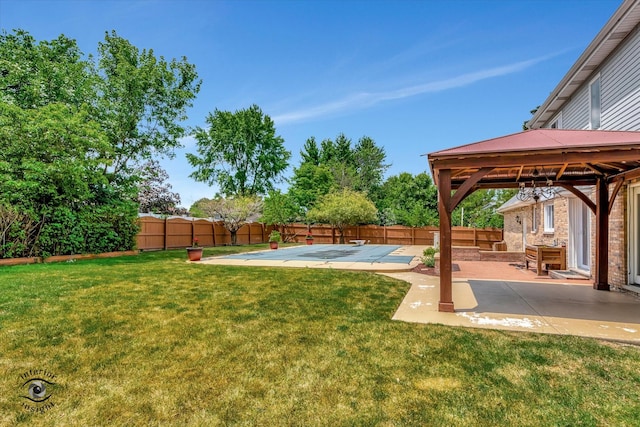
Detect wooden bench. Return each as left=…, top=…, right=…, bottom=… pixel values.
left=525, top=245, right=566, bottom=275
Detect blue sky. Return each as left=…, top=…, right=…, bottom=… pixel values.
left=1, top=0, right=622, bottom=208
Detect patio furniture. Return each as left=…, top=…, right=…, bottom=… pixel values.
left=350, top=240, right=367, bottom=246
left=525, top=244, right=566, bottom=275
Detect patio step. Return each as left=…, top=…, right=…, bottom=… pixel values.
left=548, top=270, right=590, bottom=280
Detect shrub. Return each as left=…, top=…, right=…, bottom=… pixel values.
left=422, top=246, right=439, bottom=268
left=36, top=201, right=139, bottom=257
left=268, top=230, right=282, bottom=243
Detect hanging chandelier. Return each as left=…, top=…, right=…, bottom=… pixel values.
left=516, top=167, right=557, bottom=202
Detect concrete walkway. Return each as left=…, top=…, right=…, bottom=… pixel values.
left=197, top=245, right=640, bottom=343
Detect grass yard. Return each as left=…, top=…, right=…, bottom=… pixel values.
left=1, top=246, right=640, bottom=426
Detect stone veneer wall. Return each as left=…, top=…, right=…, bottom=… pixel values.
left=502, top=208, right=527, bottom=252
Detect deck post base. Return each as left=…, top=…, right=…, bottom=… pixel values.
left=438, top=301, right=455, bottom=312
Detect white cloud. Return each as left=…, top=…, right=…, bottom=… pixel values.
left=272, top=55, right=553, bottom=125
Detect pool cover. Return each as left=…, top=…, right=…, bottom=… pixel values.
left=222, top=244, right=415, bottom=264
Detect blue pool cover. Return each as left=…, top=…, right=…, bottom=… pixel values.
left=222, top=244, right=414, bottom=264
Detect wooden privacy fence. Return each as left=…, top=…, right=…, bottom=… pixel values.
left=137, top=216, right=269, bottom=250
left=283, top=224, right=502, bottom=249
left=137, top=216, right=503, bottom=251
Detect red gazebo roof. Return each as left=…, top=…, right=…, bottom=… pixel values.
left=427, top=129, right=640, bottom=189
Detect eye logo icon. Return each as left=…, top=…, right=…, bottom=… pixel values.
left=18, top=369, right=58, bottom=413
left=23, top=378, right=54, bottom=402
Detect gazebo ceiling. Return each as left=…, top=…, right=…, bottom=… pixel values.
left=427, top=129, right=640, bottom=189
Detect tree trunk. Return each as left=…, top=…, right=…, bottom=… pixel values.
left=230, top=230, right=237, bottom=246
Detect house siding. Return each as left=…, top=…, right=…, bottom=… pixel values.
left=546, top=25, right=640, bottom=132
left=558, top=87, right=589, bottom=130
left=602, top=26, right=640, bottom=130
left=535, top=23, right=640, bottom=287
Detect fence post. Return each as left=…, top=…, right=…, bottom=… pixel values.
left=191, top=220, right=195, bottom=247
left=412, top=227, right=415, bottom=245
left=164, top=217, right=168, bottom=250
left=212, top=220, right=216, bottom=247
left=384, top=225, right=387, bottom=245
left=473, top=228, right=477, bottom=246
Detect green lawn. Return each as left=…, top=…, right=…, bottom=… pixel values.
left=1, top=247, right=640, bottom=426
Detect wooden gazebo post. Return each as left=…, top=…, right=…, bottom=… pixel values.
left=595, top=177, right=610, bottom=291
left=437, top=169, right=454, bottom=312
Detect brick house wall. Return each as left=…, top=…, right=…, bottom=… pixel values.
left=502, top=195, right=570, bottom=254
left=523, top=198, right=568, bottom=243
left=583, top=183, right=628, bottom=288
left=600, top=184, right=629, bottom=288
left=504, top=184, right=628, bottom=287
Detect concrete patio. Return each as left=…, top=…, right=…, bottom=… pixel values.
left=388, top=263, right=640, bottom=343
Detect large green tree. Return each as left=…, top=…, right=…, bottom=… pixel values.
left=289, top=134, right=388, bottom=212
left=352, top=136, right=389, bottom=196
left=0, top=103, right=110, bottom=209
left=0, top=101, right=139, bottom=256
left=261, top=190, right=301, bottom=239
left=96, top=31, right=201, bottom=179
left=376, top=172, right=438, bottom=226
left=307, top=189, right=377, bottom=243
left=289, top=162, right=335, bottom=212
left=453, top=189, right=517, bottom=228
left=0, top=29, right=95, bottom=109
left=0, top=29, right=199, bottom=256
left=188, top=104, right=291, bottom=197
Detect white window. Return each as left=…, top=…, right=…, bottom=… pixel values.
left=549, top=113, right=562, bottom=129
left=531, top=205, right=538, bottom=232
left=590, top=76, right=601, bottom=129
left=544, top=203, right=555, bottom=233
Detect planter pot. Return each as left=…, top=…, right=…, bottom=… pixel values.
left=306, top=239, right=314, bottom=245
left=187, top=247, right=203, bottom=261
left=270, top=241, right=279, bottom=250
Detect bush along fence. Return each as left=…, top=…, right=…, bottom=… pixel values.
left=136, top=216, right=503, bottom=251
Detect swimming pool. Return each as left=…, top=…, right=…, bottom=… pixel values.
left=222, top=244, right=415, bottom=264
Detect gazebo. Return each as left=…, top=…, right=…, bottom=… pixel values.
left=427, top=129, right=640, bottom=312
